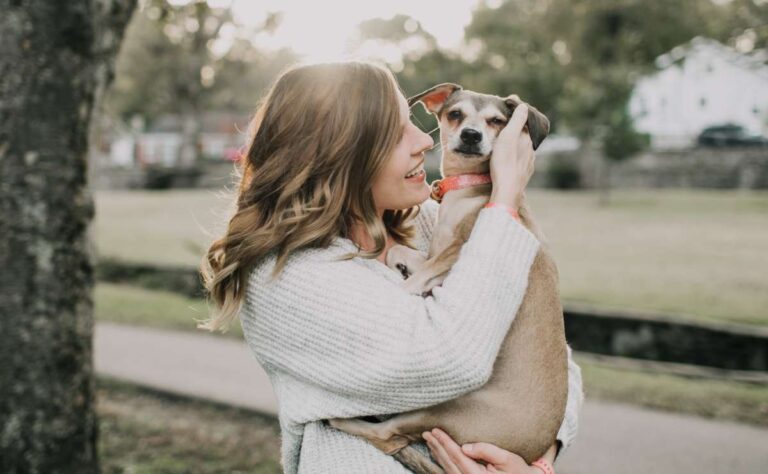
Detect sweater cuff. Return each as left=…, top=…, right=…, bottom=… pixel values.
left=555, top=409, right=577, bottom=458
left=555, top=424, right=569, bottom=458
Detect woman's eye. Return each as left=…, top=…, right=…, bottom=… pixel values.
left=489, top=117, right=506, bottom=126
left=447, top=110, right=463, bottom=120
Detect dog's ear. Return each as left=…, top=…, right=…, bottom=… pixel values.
left=504, top=95, right=550, bottom=150
left=408, top=83, right=462, bottom=115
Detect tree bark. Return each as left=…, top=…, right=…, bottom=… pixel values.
left=0, top=1, right=136, bottom=472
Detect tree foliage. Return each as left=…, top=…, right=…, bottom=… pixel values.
left=104, top=0, right=297, bottom=122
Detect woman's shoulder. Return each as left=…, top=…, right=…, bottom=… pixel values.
left=248, top=241, right=352, bottom=285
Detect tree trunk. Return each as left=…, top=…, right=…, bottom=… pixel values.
left=0, top=1, right=136, bottom=472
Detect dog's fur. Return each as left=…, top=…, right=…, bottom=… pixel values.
left=328, top=84, right=568, bottom=473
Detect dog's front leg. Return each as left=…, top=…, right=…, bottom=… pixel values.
left=401, top=238, right=463, bottom=296
left=326, top=417, right=412, bottom=455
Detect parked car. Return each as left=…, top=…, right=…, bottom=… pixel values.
left=697, top=124, right=768, bottom=147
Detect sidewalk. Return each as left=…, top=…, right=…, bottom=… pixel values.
left=94, top=322, right=768, bottom=474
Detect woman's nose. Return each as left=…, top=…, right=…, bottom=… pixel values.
left=419, top=129, right=434, bottom=152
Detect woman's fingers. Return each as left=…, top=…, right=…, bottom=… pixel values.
left=424, top=431, right=464, bottom=474
left=500, top=103, right=529, bottom=140
left=461, top=442, right=520, bottom=467
left=509, top=103, right=530, bottom=135
left=428, top=429, right=487, bottom=473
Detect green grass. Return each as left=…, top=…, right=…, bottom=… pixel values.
left=527, top=189, right=768, bottom=326
left=95, top=283, right=768, bottom=427
left=93, top=189, right=234, bottom=268
left=97, top=377, right=281, bottom=473
left=94, top=283, right=243, bottom=339
left=93, top=189, right=768, bottom=326
left=574, top=355, right=768, bottom=427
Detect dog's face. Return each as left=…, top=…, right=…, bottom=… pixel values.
left=408, top=83, right=550, bottom=176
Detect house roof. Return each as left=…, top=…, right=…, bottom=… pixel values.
left=654, top=36, right=768, bottom=80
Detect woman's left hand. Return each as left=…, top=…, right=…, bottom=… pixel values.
left=423, top=428, right=540, bottom=474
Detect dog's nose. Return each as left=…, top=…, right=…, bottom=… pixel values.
left=460, top=128, right=482, bottom=145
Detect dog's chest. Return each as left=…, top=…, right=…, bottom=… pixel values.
left=432, top=190, right=489, bottom=251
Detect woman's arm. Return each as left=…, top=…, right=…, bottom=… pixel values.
left=240, top=205, right=540, bottom=418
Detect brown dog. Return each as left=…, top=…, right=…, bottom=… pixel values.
left=328, top=83, right=568, bottom=474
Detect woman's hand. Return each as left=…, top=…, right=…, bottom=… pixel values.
left=488, top=103, right=535, bottom=210
left=423, top=428, right=541, bottom=474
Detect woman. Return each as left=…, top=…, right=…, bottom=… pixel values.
left=199, top=61, right=583, bottom=473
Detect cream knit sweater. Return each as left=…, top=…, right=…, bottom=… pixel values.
left=240, top=198, right=584, bottom=473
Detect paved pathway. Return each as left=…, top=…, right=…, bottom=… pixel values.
left=94, top=322, right=768, bottom=473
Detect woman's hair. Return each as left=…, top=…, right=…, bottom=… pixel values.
left=198, top=60, right=422, bottom=332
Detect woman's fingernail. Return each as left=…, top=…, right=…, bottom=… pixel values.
left=462, top=444, right=473, bottom=453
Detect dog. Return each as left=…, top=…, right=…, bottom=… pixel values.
left=328, top=83, right=569, bottom=474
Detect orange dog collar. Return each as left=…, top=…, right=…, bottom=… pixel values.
left=429, top=173, right=492, bottom=203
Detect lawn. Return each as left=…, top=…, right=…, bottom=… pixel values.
left=97, top=377, right=281, bottom=473
left=94, top=283, right=768, bottom=427
left=94, top=189, right=768, bottom=326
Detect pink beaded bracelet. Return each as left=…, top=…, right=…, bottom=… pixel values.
left=483, top=201, right=521, bottom=221
left=531, top=457, right=555, bottom=474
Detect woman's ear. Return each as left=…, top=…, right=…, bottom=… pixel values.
left=504, top=95, right=550, bottom=150
left=408, top=83, right=462, bottom=115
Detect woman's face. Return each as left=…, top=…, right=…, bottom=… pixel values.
left=371, top=90, right=434, bottom=214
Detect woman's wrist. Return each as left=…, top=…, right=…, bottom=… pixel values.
left=531, top=457, right=555, bottom=474
left=530, top=441, right=558, bottom=473
left=489, top=188, right=522, bottom=209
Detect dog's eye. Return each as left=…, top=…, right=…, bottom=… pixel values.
left=489, top=117, right=506, bottom=126
left=447, top=110, right=463, bottom=120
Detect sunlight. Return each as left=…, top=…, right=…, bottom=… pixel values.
left=229, top=0, right=482, bottom=62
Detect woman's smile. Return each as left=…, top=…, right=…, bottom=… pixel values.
left=405, top=168, right=426, bottom=182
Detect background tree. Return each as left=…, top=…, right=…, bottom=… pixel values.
left=599, top=105, right=651, bottom=204
left=464, top=0, right=736, bottom=197
left=104, top=0, right=295, bottom=165
left=0, top=1, right=136, bottom=471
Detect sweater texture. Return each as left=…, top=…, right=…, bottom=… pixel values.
left=240, top=198, right=584, bottom=473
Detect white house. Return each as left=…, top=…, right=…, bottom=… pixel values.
left=629, top=36, right=768, bottom=149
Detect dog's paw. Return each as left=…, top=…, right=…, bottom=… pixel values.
left=395, top=263, right=411, bottom=280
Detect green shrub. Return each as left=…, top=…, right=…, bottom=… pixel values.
left=546, top=154, right=582, bottom=189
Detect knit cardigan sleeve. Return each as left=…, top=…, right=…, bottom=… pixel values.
left=242, top=205, right=540, bottom=418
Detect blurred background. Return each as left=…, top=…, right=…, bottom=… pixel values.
left=2, top=0, right=767, bottom=473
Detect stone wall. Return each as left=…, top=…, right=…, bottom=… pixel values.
left=534, top=145, right=768, bottom=190
left=92, top=145, right=768, bottom=191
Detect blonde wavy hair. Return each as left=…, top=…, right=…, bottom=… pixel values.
left=198, top=61, right=422, bottom=332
